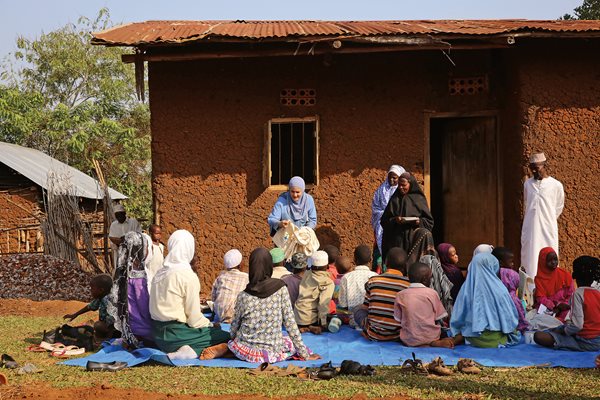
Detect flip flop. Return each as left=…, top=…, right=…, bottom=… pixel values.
left=27, top=345, right=48, bottom=352
left=17, top=363, right=43, bottom=375
left=0, top=373, right=7, bottom=385
left=51, top=346, right=85, bottom=358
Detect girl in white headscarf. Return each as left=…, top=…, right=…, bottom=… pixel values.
left=371, top=165, right=405, bottom=256
left=149, top=230, right=231, bottom=360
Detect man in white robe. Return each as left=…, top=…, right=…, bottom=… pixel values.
left=520, top=152, right=564, bottom=277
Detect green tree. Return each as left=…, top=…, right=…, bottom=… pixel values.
left=562, top=0, right=600, bottom=19
left=0, top=9, right=151, bottom=222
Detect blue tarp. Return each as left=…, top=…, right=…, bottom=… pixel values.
left=62, top=325, right=598, bottom=369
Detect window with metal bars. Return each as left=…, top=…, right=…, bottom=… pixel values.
left=265, top=117, right=319, bottom=187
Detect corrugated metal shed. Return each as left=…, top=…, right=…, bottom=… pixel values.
left=92, top=20, right=600, bottom=46
left=0, top=142, right=127, bottom=200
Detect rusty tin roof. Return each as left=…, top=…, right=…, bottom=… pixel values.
left=92, top=19, right=600, bottom=46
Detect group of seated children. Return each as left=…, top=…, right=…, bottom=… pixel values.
left=68, top=232, right=600, bottom=364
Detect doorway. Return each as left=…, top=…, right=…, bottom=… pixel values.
left=428, top=115, right=501, bottom=266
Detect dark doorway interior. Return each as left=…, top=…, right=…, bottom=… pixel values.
left=429, top=116, right=499, bottom=266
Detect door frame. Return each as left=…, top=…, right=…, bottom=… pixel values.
left=423, top=110, right=504, bottom=246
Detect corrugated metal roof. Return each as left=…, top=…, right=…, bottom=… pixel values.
left=92, top=20, right=600, bottom=46
left=0, top=142, right=127, bottom=200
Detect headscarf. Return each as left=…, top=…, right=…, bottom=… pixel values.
left=371, top=165, right=405, bottom=253
left=153, top=230, right=195, bottom=284
left=450, top=253, right=518, bottom=337
left=437, top=243, right=464, bottom=301
left=245, top=247, right=286, bottom=298
left=380, top=173, right=434, bottom=260
left=107, top=231, right=149, bottom=348
left=534, top=247, right=573, bottom=298
left=286, top=176, right=309, bottom=222
left=420, top=254, right=454, bottom=315
left=473, top=244, right=494, bottom=257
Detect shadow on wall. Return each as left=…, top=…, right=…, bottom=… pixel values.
left=315, top=225, right=341, bottom=250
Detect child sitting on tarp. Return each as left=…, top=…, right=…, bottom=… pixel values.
left=534, top=247, right=574, bottom=322
left=534, top=256, right=600, bottom=351
left=394, top=262, right=456, bottom=348
left=270, top=248, right=291, bottom=279
left=294, top=250, right=334, bottom=334
left=64, top=274, right=117, bottom=343
left=332, top=255, right=354, bottom=324
left=281, top=252, right=309, bottom=307
left=493, top=247, right=529, bottom=332
left=338, top=245, right=377, bottom=326
left=211, top=249, right=249, bottom=323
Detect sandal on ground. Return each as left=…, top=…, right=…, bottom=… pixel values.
left=425, top=357, right=454, bottom=376
left=0, top=373, right=7, bottom=385
left=316, top=361, right=338, bottom=380
left=0, top=354, right=19, bottom=369
left=339, top=360, right=376, bottom=376
left=16, top=363, right=43, bottom=375
left=51, top=346, right=85, bottom=358
left=400, top=352, right=428, bottom=375
left=456, top=358, right=482, bottom=374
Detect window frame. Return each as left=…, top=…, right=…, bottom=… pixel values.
left=264, top=116, right=320, bottom=190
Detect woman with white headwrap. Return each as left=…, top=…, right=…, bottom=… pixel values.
left=150, top=230, right=230, bottom=360
left=371, top=165, right=405, bottom=257
left=268, top=176, right=317, bottom=236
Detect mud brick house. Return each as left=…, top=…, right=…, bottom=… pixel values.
left=0, top=141, right=126, bottom=257
left=93, top=20, right=600, bottom=289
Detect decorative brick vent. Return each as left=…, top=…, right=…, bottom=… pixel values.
left=448, top=76, right=488, bottom=95
left=280, top=89, right=316, bottom=106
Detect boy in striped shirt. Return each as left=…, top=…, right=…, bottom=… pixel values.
left=355, top=247, right=410, bottom=341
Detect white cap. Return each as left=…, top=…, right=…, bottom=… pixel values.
left=113, top=204, right=125, bottom=214
left=311, top=250, right=329, bottom=268
left=224, top=249, right=243, bottom=269
left=529, top=152, right=546, bottom=164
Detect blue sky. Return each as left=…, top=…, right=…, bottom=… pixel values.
left=0, top=0, right=582, bottom=59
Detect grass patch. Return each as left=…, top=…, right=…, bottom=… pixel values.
left=1, top=315, right=599, bottom=399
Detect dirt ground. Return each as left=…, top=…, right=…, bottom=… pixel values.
left=0, top=383, right=401, bottom=400
left=0, top=298, right=86, bottom=317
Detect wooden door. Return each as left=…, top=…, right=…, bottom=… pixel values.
left=438, top=117, right=499, bottom=266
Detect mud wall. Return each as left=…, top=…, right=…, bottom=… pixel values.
left=513, top=40, right=600, bottom=271
left=0, top=187, right=43, bottom=253
left=149, top=49, right=504, bottom=291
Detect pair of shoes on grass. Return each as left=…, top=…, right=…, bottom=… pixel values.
left=313, top=360, right=375, bottom=380
left=401, top=353, right=482, bottom=376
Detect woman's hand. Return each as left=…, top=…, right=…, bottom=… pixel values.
left=278, top=220, right=290, bottom=228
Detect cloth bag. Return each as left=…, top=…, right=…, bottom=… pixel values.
left=273, top=224, right=320, bottom=261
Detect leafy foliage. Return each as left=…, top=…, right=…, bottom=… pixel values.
left=562, top=0, right=600, bottom=19
left=0, top=9, right=151, bottom=223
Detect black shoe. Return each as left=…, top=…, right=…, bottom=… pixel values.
left=0, top=354, right=18, bottom=369
left=316, top=361, right=337, bottom=380
left=339, top=359, right=361, bottom=375
left=85, top=361, right=128, bottom=372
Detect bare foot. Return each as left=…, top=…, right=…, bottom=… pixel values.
left=431, top=338, right=455, bottom=349
left=299, top=327, right=310, bottom=333
left=308, top=326, right=322, bottom=335
left=199, top=343, right=230, bottom=360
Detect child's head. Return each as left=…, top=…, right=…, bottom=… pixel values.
left=385, top=247, right=408, bottom=275
left=149, top=224, right=162, bottom=243
left=492, top=247, right=514, bottom=269
left=310, top=250, right=329, bottom=271
left=438, top=243, right=459, bottom=265
left=90, top=274, right=113, bottom=299
left=322, top=245, right=340, bottom=265
left=540, top=247, right=559, bottom=272
left=354, top=244, right=371, bottom=266
left=270, top=248, right=285, bottom=267
left=572, top=256, right=600, bottom=287
left=335, top=256, right=353, bottom=275
left=290, top=252, right=308, bottom=273
left=224, top=249, right=243, bottom=270
left=408, top=262, right=432, bottom=287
